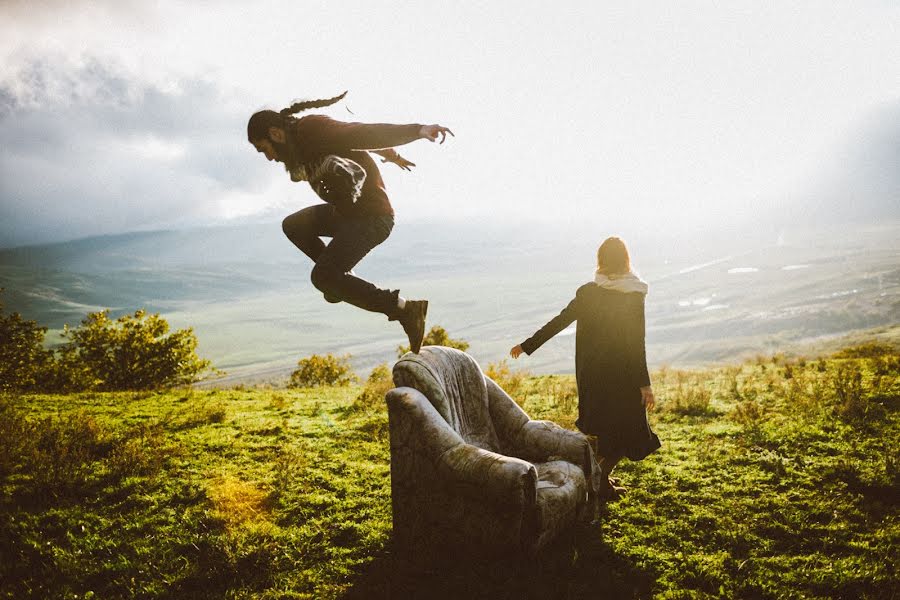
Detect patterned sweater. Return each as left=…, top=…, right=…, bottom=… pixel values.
left=289, top=115, right=423, bottom=217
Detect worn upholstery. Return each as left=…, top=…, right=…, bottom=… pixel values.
left=387, top=346, right=597, bottom=560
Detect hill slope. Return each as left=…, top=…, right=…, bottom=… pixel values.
left=1, top=344, right=897, bottom=598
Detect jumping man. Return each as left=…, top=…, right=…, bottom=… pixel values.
left=247, top=92, right=453, bottom=353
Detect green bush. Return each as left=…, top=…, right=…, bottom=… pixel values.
left=485, top=359, right=530, bottom=400
left=0, top=297, right=55, bottom=392
left=29, top=411, right=107, bottom=494
left=663, top=370, right=716, bottom=416
left=397, top=325, right=469, bottom=357
left=833, top=342, right=897, bottom=359
left=289, top=353, right=356, bottom=388
left=352, top=363, right=393, bottom=413
left=57, top=309, right=214, bottom=391
left=107, top=420, right=180, bottom=478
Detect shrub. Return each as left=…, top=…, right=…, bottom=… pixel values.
left=352, top=363, right=393, bottom=413
left=534, top=375, right=578, bottom=428
left=664, top=371, right=715, bottom=416
left=485, top=359, right=529, bottom=401
left=668, top=383, right=713, bottom=416
left=1, top=400, right=113, bottom=490
left=397, top=325, right=469, bottom=357
left=829, top=363, right=872, bottom=422
left=872, top=354, right=900, bottom=378
left=833, top=342, right=897, bottom=359
left=782, top=363, right=795, bottom=380
left=29, top=411, right=107, bottom=494
left=0, top=297, right=55, bottom=392
left=288, top=353, right=356, bottom=388
left=731, top=398, right=765, bottom=430
left=107, top=420, right=179, bottom=478
left=57, top=309, right=215, bottom=391
left=781, top=370, right=820, bottom=416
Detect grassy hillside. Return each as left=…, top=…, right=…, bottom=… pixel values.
left=1, top=345, right=897, bottom=599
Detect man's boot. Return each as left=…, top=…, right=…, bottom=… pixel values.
left=398, top=300, right=428, bottom=354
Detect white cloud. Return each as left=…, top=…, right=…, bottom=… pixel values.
left=0, top=59, right=274, bottom=247
left=1, top=2, right=899, bottom=248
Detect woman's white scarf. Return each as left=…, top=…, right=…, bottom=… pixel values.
left=594, top=271, right=649, bottom=295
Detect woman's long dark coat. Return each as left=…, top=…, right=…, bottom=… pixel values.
left=520, top=283, right=660, bottom=460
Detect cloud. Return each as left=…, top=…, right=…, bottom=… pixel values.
left=0, top=58, right=272, bottom=248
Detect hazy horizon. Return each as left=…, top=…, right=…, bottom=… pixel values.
left=2, top=218, right=897, bottom=384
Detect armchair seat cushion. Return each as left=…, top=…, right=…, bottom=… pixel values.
left=534, top=460, right=588, bottom=549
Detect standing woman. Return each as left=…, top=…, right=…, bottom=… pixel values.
left=247, top=92, right=453, bottom=353
left=510, top=237, right=660, bottom=498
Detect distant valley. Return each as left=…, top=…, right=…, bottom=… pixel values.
left=2, top=219, right=898, bottom=384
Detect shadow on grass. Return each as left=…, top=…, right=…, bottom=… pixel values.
left=341, top=517, right=656, bottom=600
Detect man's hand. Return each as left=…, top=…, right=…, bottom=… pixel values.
left=640, top=386, right=656, bottom=411
left=510, top=344, right=524, bottom=359
left=419, top=124, right=454, bottom=144
left=380, top=153, right=416, bottom=171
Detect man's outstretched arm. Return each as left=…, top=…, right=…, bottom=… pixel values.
left=300, top=115, right=453, bottom=153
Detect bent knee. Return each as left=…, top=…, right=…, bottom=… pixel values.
left=310, top=263, right=338, bottom=293
left=282, top=211, right=316, bottom=242
left=282, top=214, right=302, bottom=240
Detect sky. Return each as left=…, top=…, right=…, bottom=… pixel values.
left=1, top=1, right=898, bottom=248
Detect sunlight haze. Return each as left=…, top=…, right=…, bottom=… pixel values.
left=1, top=1, right=898, bottom=246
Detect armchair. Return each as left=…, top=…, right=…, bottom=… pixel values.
left=385, top=346, right=598, bottom=561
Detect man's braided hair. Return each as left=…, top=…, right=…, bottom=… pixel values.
left=279, top=91, right=347, bottom=117
left=247, top=91, right=347, bottom=142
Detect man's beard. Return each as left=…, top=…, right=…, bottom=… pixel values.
left=272, top=139, right=299, bottom=172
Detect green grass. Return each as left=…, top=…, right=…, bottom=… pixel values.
left=1, top=347, right=898, bottom=599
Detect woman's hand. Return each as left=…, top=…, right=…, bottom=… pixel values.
left=640, top=386, right=656, bottom=411
left=419, top=124, right=454, bottom=144
left=510, top=344, right=524, bottom=359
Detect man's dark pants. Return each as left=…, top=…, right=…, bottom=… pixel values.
left=282, top=204, right=398, bottom=316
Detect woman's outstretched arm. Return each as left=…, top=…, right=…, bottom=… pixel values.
left=511, top=296, right=579, bottom=358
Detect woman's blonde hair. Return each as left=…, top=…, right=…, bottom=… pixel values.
left=596, top=236, right=631, bottom=276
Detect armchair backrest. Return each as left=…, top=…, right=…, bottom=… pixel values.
left=393, top=346, right=502, bottom=453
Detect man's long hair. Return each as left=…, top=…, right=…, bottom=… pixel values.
left=246, top=91, right=347, bottom=142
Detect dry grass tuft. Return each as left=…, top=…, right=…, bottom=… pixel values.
left=208, top=476, right=271, bottom=530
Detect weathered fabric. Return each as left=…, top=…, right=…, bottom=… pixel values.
left=387, top=346, right=595, bottom=560
left=393, top=348, right=502, bottom=452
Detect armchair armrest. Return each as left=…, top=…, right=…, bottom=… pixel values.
left=486, top=377, right=592, bottom=477
left=386, top=386, right=462, bottom=458
left=438, top=443, right=537, bottom=507
left=386, top=386, right=537, bottom=508
left=517, top=420, right=592, bottom=476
